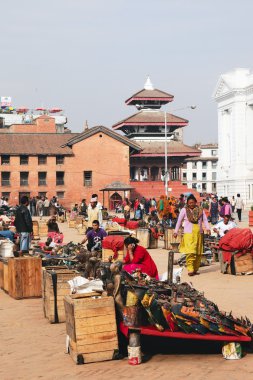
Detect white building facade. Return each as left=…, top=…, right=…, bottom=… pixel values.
left=214, top=68, right=253, bottom=205
left=181, top=144, right=218, bottom=194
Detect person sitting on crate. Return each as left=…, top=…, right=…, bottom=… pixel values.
left=14, top=195, right=33, bottom=255
left=123, top=236, right=158, bottom=279
left=213, top=215, right=237, bottom=238
left=81, top=220, right=107, bottom=252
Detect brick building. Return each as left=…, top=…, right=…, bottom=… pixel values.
left=0, top=117, right=141, bottom=208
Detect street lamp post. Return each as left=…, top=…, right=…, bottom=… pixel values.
left=164, top=105, right=196, bottom=197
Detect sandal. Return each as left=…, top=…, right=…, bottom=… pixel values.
left=188, top=272, right=195, bottom=276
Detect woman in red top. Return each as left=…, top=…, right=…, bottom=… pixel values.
left=123, top=237, right=158, bottom=279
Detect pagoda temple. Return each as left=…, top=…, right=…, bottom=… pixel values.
left=112, top=77, right=201, bottom=198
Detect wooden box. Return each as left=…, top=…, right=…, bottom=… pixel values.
left=68, top=220, right=76, bottom=228
left=229, top=252, right=253, bottom=275
left=44, top=269, right=79, bottom=323
left=32, top=220, right=40, bottom=239
left=102, top=248, right=124, bottom=262
left=75, top=217, right=84, bottom=229
left=136, top=228, right=150, bottom=249
left=41, top=266, right=68, bottom=317
left=39, top=223, right=48, bottom=237
left=8, top=257, right=42, bottom=299
left=64, top=293, right=118, bottom=364
left=164, top=228, right=182, bottom=250
left=0, top=258, right=9, bottom=291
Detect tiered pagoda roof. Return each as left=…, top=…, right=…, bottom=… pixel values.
left=131, top=140, right=201, bottom=158
left=112, top=110, right=188, bottom=130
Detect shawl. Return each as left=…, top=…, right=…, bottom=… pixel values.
left=185, top=205, right=203, bottom=224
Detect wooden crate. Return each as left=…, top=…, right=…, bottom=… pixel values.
left=44, top=269, right=80, bottom=323
left=39, top=223, right=48, bottom=237
left=0, top=258, right=9, bottom=292
left=75, top=217, right=84, bottom=229
left=0, top=258, right=6, bottom=289
left=164, top=228, right=182, bottom=250
left=64, top=293, right=118, bottom=364
left=136, top=228, right=150, bottom=248
left=8, top=257, right=42, bottom=299
left=229, top=253, right=253, bottom=275
left=41, top=266, right=68, bottom=317
left=102, top=248, right=124, bottom=262
left=32, top=220, right=40, bottom=238
left=68, top=220, right=76, bottom=228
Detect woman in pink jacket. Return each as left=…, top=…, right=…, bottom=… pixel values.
left=174, top=194, right=210, bottom=276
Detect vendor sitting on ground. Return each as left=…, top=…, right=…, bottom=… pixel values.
left=47, top=216, right=60, bottom=233
left=123, top=236, right=158, bottom=279
left=213, top=215, right=237, bottom=237
left=81, top=220, right=107, bottom=252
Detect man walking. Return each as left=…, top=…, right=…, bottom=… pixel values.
left=14, top=196, right=33, bottom=255
left=235, top=193, right=244, bottom=222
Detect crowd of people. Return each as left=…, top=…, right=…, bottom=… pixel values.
left=5, top=190, right=245, bottom=277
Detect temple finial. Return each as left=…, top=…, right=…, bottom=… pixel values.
left=144, top=76, right=154, bottom=90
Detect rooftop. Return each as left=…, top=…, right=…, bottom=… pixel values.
left=0, top=133, right=76, bottom=155
left=112, top=110, right=188, bottom=130
left=125, top=77, right=174, bottom=105
left=100, top=181, right=135, bottom=191
left=131, top=140, right=201, bottom=157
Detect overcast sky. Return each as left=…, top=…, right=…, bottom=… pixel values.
left=1, top=0, right=252, bottom=144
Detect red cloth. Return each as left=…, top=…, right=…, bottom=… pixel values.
left=126, top=221, right=139, bottom=230
left=48, top=232, right=64, bottom=244
left=112, top=217, right=126, bottom=226
left=123, top=245, right=158, bottom=278
left=219, top=228, right=253, bottom=252
left=102, top=235, right=125, bottom=254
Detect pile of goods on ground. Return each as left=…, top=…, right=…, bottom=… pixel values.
left=115, top=270, right=253, bottom=338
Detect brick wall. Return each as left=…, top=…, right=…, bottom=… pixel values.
left=0, top=131, right=131, bottom=209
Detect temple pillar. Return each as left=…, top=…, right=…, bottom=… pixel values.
left=158, top=167, right=162, bottom=181
left=138, top=168, right=141, bottom=181
left=148, top=167, right=151, bottom=181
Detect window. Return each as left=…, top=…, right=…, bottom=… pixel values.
left=202, top=161, right=207, bottom=168
left=212, top=183, right=217, bottom=192
left=1, top=172, right=10, bottom=186
left=56, top=171, right=64, bottom=185
left=38, top=172, right=47, bottom=186
left=202, top=183, right=207, bottom=191
left=192, top=173, right=197, bottom=180
left=20, top=172, right=29, bottom=186
left=212, top=172, right=216, bottom=180
left=2, top=192, right=10, bottom=199
left=192, top=162, right=197, bottom=169
left=202, top=172, right=207, bottom=180
left=212, top=161, right=217, bottom=169
left=182, top=172, right=187, bottom=179
left=38, top=155, right=47, bottom=165
left=56, top=155, right=64, bottom=165
left=1, top=155, right=10, bottom=165
left=20, top=155, right=29, bottom=165
left=192, top=183, right=197, bottom=189
left=56, top=191, right=65, bottom=199
left=38, top=192, right=47, bottom=198
left=84, top=171, right=92, bottom=187
left=211, top=150, right=217, bottom=156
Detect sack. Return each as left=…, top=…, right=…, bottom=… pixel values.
left=219, top=228, right=253, bottom=251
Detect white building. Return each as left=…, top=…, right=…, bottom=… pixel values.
left=214, top=68, right=253, bottom=204
left=182, top=144, right=218, bottom=194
